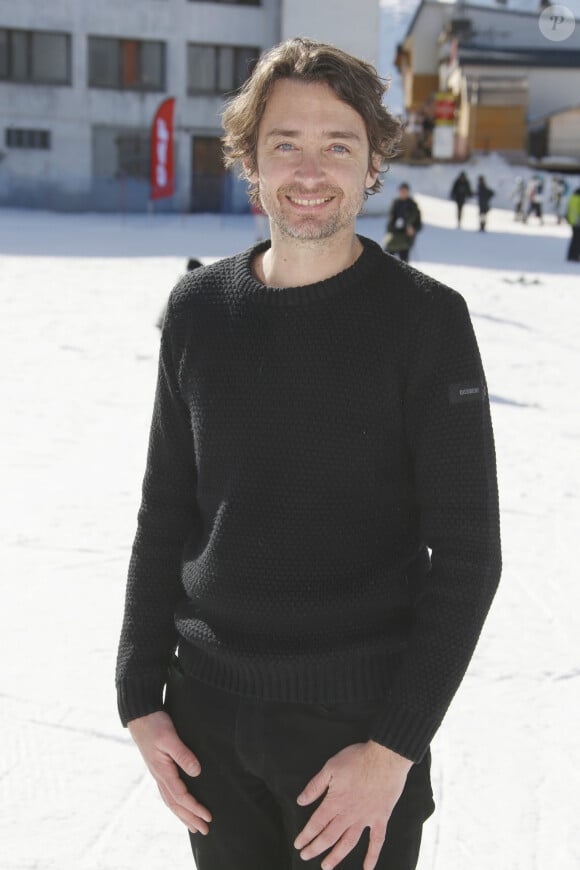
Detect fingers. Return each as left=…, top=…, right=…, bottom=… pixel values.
left=151, top=757, right=212, bottom=833
left=320, top=827, right=365, bottom=870
left=295, top=741, right=409, bottom=866
left=157, top=781, right=210, bottom=835
left=294, top=797, right=334, bottom=851
left=158, top=728, right=201, bottom=778
left=296, top=766, right=330, bottom=808
left=363, top=828, right=387, bottom=870
left=298, top=817, right=358, bottom=864
left=297, top=821, right=386, bottom=870
left=128, top=711, right=212, bottom=832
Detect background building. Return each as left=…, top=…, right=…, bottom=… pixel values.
left=395, top=0, right=580, bottom=163
left=0, top=0, right=380, bottom=212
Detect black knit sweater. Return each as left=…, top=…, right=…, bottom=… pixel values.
left=116, top=235, right=501, bottom=762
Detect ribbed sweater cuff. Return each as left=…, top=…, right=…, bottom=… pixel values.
left=116, top=671, right=167, bottom=727
left=368, top=704, right=440, bottom=763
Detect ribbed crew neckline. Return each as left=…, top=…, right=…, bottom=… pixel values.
left=234, top=234, right=383, bottom=306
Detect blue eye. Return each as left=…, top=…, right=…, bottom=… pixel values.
left=276, top=143, right=294, bottom=151
left=330, top=144, right=349, bottom=154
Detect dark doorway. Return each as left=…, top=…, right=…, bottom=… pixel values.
left=191, top=136, right=227, bottom=212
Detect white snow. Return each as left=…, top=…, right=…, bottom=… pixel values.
left=1, top=153, right=579, bottom=869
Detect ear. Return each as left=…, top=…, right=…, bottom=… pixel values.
left=365, top=153, right=381, bottom=189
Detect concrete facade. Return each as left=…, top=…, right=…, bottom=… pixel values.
left=0, top=0, right=381, bottom=211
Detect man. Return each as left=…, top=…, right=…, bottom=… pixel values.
left=476, top=176, right=494, bottom=232
left=449, top=170, right=473, bottom=228
left=524, top=175, right=544, bottom=225
left=383, top=182, right=422, bottom=262
left=551, top=175, right=568, bottom=225
left=511, top=175, right=526, bottom=222
left=116, top=38, right=501, bottom=870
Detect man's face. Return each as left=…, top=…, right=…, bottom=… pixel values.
left=398, top=186, right=409, bottom=200
left=247, top=79, right=379, bottom=242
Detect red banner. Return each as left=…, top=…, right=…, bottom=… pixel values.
left=435, top=92, right=456, bottom=125
left=150, top=97, right=175, bottom=200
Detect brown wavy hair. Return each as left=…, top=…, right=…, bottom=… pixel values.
left=222, top=37, right=401, bottom=205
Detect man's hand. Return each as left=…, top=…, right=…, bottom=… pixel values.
left=128, top=710, right=212, bottom=834
left=294, top=740, right=413, bottom=870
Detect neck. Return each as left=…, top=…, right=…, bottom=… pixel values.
left=253, top=226, right=363, bottom=288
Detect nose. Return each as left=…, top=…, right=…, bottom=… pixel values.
left=293, top=148, right=326, bottom=185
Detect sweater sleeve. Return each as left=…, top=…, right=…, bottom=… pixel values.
left=115, top=293, right=199, bottom=726
left=368, top=288, right=501, bottom=761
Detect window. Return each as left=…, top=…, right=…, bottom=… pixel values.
left=88, top=37, right=165, bottom=91
left=0, top=29, right=70, bottom=84
left=116, top=132, right=151, bottom=179
left=5, top=128, right=51, bottom=149
left=92, top=126, right=157, bottom=182
left=187, top=44, right=259, bottom=95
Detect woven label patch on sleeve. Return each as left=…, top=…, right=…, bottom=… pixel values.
left=449, top=382, right=486, bottom=405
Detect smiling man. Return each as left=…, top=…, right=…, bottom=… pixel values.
left=250, top=78, right=373, bottom=249
left=116, top=38, right=501, bottom=870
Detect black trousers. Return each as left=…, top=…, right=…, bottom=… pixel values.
left=165, top=662, right=435, bottom=870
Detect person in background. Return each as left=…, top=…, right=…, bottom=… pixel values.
left=383, top=182, right=422, bottom=262
left=524, top=175, right=544, bottom=224
left=450, top=170, right=473, bottom=228
left=476, top=176, right=495, bottom=232
left=511, top=176, right=526, bottom=222
left=116, top=37, right=501, bottom=870
left=551, top=176, right=569, bottom=225
left=566, top=186, right=580, bottom=262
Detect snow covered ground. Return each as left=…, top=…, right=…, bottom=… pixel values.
left=1, top=158, right=579, bottom=869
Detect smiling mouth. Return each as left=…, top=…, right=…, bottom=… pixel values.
left=287, top=196, right=333, bottom=206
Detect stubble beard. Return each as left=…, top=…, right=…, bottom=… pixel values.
left=262, top=186, right=366, bottom=242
